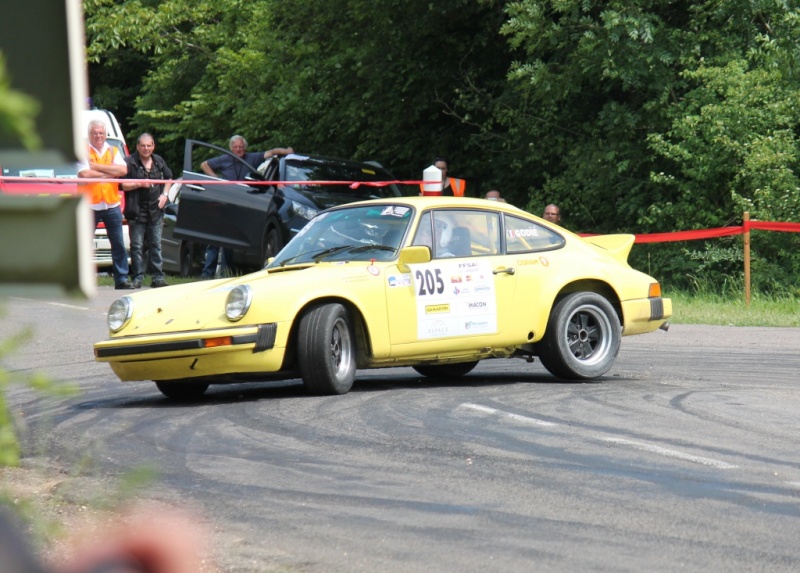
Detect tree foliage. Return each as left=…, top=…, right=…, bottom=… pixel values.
left=83, top=0, right=800, bottom=292
left=83, top=0, right=509, bottom=180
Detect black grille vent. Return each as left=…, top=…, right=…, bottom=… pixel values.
left=253, top=323, right=277, bottom=353
left=650, top=298, right=664, bottom=320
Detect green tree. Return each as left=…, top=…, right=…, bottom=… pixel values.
left=84, top=0, right=510, bottom=182
left=83, top=0, right=800, bottom=292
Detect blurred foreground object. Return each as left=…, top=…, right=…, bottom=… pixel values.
left=0, top=0, right=87, bottom=166
left=0, top=0, right=93, bottom=298
left=52, top=503, right=217, bottom=573
left=0, top=194, right=95, bottom=298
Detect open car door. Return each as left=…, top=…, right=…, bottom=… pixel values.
left=173, top=139, right=275, bottom=256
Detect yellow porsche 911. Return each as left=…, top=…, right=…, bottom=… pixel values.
left=94, top=197, right=671, bottom=398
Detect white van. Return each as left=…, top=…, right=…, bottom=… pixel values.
left=82, top=108, right=128, bottom=154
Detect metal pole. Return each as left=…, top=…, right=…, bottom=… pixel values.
left=743, top=211, right=751, bottom=307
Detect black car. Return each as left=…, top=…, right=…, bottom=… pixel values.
left=171, top=139, right=405, bottom=269
left=161, top=181, right=206, bottom=277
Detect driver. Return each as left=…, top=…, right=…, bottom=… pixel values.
left=412, top=213, right=454, bottom=257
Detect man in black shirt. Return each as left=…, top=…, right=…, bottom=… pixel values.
left=121, top=133, right=174, bottom=288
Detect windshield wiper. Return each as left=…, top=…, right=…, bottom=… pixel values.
left=312, top=245, right=355, bottom=262
left=347, top=244, right=396, bottom=254
left=276, top=245, right=354, bottom=266
left=277, top=243, right=393, bottom=267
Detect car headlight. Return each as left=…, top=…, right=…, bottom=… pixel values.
left=225, top=285, right=253, bottom=322
left=108, top=297, right=133, bottom=332
left=292, top=201, right=319, bottom=221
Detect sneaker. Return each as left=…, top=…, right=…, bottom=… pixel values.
left=131, top=277, right=143, bottom=289
left=150, top=278, right=169, bottom=288
left=115, top=280, right=135, bottom=290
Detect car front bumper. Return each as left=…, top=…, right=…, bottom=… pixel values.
left=94, top=323, right=283, bottom=381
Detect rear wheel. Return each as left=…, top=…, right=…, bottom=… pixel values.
left=412, top=361, right=478, bottom=379
left=155, top=380, right=209, bottom=399
left=537, top=292, right=621, bottom=380
left=298, top=304, right=356, bottom=395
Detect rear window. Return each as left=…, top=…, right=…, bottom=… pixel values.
left=283, top=157, right=400, bottom=198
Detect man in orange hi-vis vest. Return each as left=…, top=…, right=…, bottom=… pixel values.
left=78, top=119, right=133, bottom=289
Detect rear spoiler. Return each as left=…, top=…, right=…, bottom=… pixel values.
left=581, top=234, right=635, bottom=263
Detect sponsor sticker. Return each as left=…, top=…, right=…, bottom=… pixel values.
left=507, top=227, right=540, bottom=238
left=380, top=206, right=410, bottom=217
left=411, top=260, right=497, bottom=339
left=388, top=274, right=411, bottom=287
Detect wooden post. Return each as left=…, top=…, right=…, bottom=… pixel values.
left=743, top=211, right=751, bottom=307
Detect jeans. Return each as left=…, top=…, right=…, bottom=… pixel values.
left=129, top=219, right=164, bottom=280
left=202, top=245, right=234, bottom=278
left=94, top=206, right=129, bottom=284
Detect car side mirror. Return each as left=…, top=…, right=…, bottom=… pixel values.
left=397, top=245, right=431, bottom=272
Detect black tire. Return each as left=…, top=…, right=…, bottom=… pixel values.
left=298, top=303, right=357, bottom=395
left=412, top=361, right=479, bottom=379
left=179, top=242, right=193, bottom=278
left=537, top=292, right=621, bottom=380
left=155, top=380, right=209, bottom=399
left=263, top=226, right=283, bottom=266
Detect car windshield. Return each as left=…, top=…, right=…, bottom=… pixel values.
left=268, top=204, right=413, bottom=267
left=283, top=156, right=400, bottom=199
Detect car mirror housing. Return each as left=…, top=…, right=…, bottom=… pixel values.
left=397, top=245, right=431, bottom=272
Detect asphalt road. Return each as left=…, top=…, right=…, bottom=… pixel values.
left=2, top=288, right=800, bottom=573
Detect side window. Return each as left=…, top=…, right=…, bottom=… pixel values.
left=412, top=212, right=433, bottom=252
left=505, top=215, right=564, bottom=253
left=413, top=210, right=501, bottom=258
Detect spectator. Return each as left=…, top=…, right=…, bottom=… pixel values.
left=485, top=189, right=506, bottom=203
left=199, top=135, right=292, bottom=279
left=121, top=133, right=174, bottom=289
left=430, top=157, right=466, bottom=197
left=200, top=134, right=292, bottom=180
left=543, top=204, right=561, bottom=225
left=78, top=120, right=132, bottom=290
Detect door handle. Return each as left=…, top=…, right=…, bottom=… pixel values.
left=492, top=267, right=515, bottom=275
left=186, top=184, right=204, bottom=192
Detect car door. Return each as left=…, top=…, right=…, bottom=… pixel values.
left=173, top=140, right=274, bottom=257
left=385, top=208, right=519, bottom=355
left=503, top=213, right=567, bottom=338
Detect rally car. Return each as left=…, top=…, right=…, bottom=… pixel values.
left=94, top=196, right=671, bottom=398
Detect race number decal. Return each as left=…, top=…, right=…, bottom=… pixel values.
left=410, top=260, right=497, bottom=339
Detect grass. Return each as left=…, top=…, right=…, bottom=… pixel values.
left=99, top=275, right=799, bottom=328
left=667, top=290, right=800, bottom=327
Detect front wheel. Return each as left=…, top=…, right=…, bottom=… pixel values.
left=262, top=226, right=283, bottom=266
left=537, top=292, right=621, bottom=380
left=179, top=242, right=194, bottom=278
left=298, top=303, right=357, bottom=395
left=412, top=361, right=479, bottom=379
left=155, top=380, right=209, bottom=399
